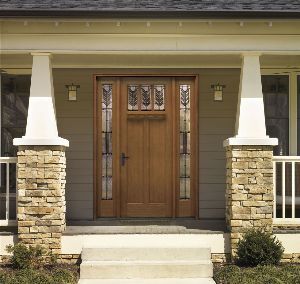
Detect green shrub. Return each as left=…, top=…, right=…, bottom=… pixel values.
left=0, top=268, right=77, bottom=284
left=214, top=265, right=300, bottom=284
left=235, top=229, right=284, bottom=267
left=6, top=243, right=44, bottom=269
left=52, top=268, right=77, bottom=283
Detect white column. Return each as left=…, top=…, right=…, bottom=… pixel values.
left=13, top=53, right=69, bottom=147
left=224, top=53, right=278, bottom=146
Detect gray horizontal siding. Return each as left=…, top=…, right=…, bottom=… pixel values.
left=54, top=69, right=94, bottom=220
left=198, top=70, right=238, bottom=219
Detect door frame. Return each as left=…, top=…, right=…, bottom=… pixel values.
left=93, top=73, right=199, bottom=219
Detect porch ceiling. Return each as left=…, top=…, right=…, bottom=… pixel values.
left=1, top=54, right=300, bottom=70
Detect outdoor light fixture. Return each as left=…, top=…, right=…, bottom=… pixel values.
left=66, top=83, right=80, bottom=101
left=211, top=83, right=226, bottom=101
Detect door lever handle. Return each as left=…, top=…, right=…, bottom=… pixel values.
left=121, top=152, right=130, bottom=166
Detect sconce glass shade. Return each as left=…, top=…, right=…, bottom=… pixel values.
left=211, top=83, right=225, bottom=102
left=66, top=84, right=80, bottom=101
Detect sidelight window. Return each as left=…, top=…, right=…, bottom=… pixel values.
left=179, top=84, right=191, bottom=200
left=101, top=84, right=113, bottom=200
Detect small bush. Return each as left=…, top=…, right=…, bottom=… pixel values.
left=214, top=265, right=300, bottom=284
left=52, top=268, right=77, bottom=283
left=0, top=268, right=77, bottom=284
left=6, top=243, right=44, bottom=269
left=236, top=229, right=284, bottom=267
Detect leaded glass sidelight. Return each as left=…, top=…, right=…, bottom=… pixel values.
left=154, top=85, right=165, bottom=110
left=179, top=84, right=191, bottom=200
left=101, top=84, right=113, bottom=200
left=128, top=85, right=139, bottom=111
left=141, top=85, right=151, bottom=111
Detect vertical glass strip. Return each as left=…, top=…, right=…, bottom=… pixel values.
left=128, top=85, right=139, bottom=111
left=101, top=84, right=113, bottom=200
left=179, top=85, right=191, bottom=200
left=154, top=85, right=165, bottom=110
left=141, top=85, right=151, bottom=111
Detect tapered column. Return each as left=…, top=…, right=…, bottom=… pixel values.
left=14, top=53, right=68, bottom=146
left=225, top=53, right=278, bottom=145
left=13, top=53, right=68, bottom=255
left=224, top=54, right=278, bottom=257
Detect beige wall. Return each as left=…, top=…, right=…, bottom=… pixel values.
left=53, top=68, right=239, bottom=220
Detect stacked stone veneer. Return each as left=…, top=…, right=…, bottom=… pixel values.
left=225, top=145, right=274, bottom=255
left=17, top=146, right=66, bottom=255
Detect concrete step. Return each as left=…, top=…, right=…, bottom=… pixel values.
left=82, top=247, right=211, bottom=261
left=80, top=260, right=213, bottom=279
left=79, top=278, right=216, bottom=284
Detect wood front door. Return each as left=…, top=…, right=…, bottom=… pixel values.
left=95, top=75, right=198, bottom=218
left=120, top=78, right=173, bottom=217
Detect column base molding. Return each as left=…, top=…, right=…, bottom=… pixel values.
left=14, top=137, right=69, bottom=147
left=223, top=137, right=278, bottom=147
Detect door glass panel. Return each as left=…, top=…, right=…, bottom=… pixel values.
left=262, top=75, right=289, bottom=156
left=128, top=85, right=139, bottom=111
left=101, top=84, right=113, bottom=200
left=141, top=85, right=151, bottom=111
left=128, top=84, right=165, bottom=112
left=154, top=85, right=165, bottom=110
left=179, top=84, right=191, bottom=200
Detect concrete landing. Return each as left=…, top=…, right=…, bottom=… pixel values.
left=66, top=219, right=226, bottom=235
left=79, top=278, right=216, bottom=284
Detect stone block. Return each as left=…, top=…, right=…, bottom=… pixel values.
left=231, top=193, right=247, bottom=201
left=230, top=220, right=243, bottom=227
left=242, top=201, right=268, bottom=207
left=232, top=206, right=251, bottom=214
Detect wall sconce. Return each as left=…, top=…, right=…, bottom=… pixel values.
left=66, top=83, right=80, bottom=101
left=211, top=83, right=226, bottom=102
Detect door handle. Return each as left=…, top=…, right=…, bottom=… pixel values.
left=121, top=152, right=130, bottom=166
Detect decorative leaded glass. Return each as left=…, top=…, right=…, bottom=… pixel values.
left=128, top=85, right=138, bottom=111
left=154, top=85, right=165, bottom=110
left=141, top=85, right=151, bottom=111
left=101, top=84, right=113, bottom=200
left=179, top=85, right=191, bottom=200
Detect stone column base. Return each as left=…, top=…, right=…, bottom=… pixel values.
left=17, top=146, right=66, bottom=255
left=225, top=145, right=274, bottom=256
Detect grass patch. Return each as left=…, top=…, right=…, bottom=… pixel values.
left=214, top=264, right=300, bottom=284
left=0, top=264, right=79, bottom=284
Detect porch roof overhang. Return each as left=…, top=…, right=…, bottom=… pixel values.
left=1, top=10, right=300, bottom=19
left=1, top=0, right=300, bottom=19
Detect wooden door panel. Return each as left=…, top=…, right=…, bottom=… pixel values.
left=149, top=120, right=168, bottom=204
left=126, top=119, right=145, bottom=204
left=120, top=78, right=172, bottom=217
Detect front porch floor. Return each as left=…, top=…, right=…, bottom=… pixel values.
left=65, top=219, right=227, bottom=235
